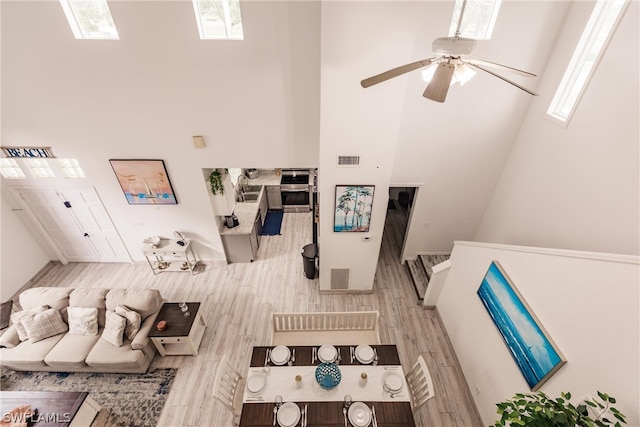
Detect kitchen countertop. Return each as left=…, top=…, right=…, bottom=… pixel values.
left=219, top=188, right=264, bottom=236
left=218, top=170, right=314, bottom=236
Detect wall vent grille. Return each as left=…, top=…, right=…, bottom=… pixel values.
left=337, top=156, right=360, bottom=167
left=330, top=268, right=350, bottom=289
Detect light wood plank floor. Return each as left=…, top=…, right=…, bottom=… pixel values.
left=14, top=208, right=482, bottom=427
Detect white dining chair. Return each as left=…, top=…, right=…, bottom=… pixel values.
left=212, top=355, right=245, bottom=426
left=405, top=354, right=435, bottom=411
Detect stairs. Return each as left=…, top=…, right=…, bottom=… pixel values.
left=406, top=254, right=451, bottom=302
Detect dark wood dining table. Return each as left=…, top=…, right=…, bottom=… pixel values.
left=239, top=345, right=416, bottom=427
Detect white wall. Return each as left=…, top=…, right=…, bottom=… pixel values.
left=393, top=1, right=571, bottom=255
left=438, top=241, right=639, bottom=426
left=1, top=1, right=320, bottom=263
left=317, top=2, right=421, bottom=290
left=476, top=1, right=640, bottom=256
left=0, top=192, right=51, bottom=298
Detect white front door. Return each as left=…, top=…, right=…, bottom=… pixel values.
left=14, top=187, right=131, bottom=263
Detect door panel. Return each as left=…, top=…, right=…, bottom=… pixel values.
left=15, top=187, right=130, bottom=263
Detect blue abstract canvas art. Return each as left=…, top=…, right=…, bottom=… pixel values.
left=477, top=261, right=566, bottom=390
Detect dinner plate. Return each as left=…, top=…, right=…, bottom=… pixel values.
left=246, top=372, right=267, bottom=394
left=277, top=402, right=301, bottom=427
left=383, top=371, right=404, bottom=392
left=317, top=345, right=337, bottom=363
left=348, top=402, right=372, bottom=427
left=270, top=345, right=291, bottom=366
left=355, top=345, right=374, bottom=364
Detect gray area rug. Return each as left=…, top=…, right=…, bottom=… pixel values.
left=0, top=368, right=177, bottom=427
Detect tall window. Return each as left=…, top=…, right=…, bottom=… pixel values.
left=25, top=159, right=56, bottom=178
left=59, top=0, right=119, bottom=40
left=547, top=0, right=628, bottom=124
left=0, top=159, right=26, bottom=179
left=449, top=0, right=502, bottom=40
left=193, top=0, right=243, bottom=40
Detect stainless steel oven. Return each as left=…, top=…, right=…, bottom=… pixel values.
left=280, top=169, right=311, bottom=213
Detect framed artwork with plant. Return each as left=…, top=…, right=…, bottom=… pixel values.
left=334, top=185, right=374, bottom=232
left=110, top=159, right=177, bottom=205
left=477, top=261, right=566, bottom=390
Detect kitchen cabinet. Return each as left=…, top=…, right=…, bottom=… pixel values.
left=221, top=211, right=261, bottom=263
left=266, top=185, right=282, bottom=210
left=259, top=191, right=268, bottom=226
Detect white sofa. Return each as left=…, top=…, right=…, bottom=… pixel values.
left=0, top=287, right=163, bottom=373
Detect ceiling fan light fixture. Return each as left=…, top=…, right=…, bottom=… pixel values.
left=421, top=61, right=476, bottom=87
left=452, top=63, right=476, bottom=86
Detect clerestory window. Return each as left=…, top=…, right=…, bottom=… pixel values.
left=547, top=0, right=629, bottom=124
left=449, top=0, right=502, bottom=40
left=59, top=0, right=119, bottom=40
left=193, top=0, right=244, bottom=40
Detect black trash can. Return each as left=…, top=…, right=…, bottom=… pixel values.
left=301, top=243, right=317, bottom=279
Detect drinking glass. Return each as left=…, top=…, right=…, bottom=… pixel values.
left=180, top=303, right=190, bottom=317
left=275, top=395, right=283, bottom=408
left=263, top=364, right=271, bottom=376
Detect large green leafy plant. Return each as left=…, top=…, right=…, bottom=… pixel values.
left=491, top=391, right=626, bottom=427
left=209, top=169, right=225, bottom=195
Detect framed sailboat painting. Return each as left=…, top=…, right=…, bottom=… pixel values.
left=109, top=159, right=178, bottom=205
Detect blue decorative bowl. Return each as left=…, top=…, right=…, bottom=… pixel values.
left=315, top=362, right=342, bottom=389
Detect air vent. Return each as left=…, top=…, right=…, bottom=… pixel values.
left=337, top=156, right=360, bottom=167
left=330, top=268, right=350, bottom=289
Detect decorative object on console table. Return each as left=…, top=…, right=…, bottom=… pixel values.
left=477, top=260, right=566, bottom=390
left=141, top=239, right=198, bottom=275
left=110, top=159, right=177, bottom=205
left=334, top=185, right=375, bottom=232
left=149, top=303, right=206, bottom=356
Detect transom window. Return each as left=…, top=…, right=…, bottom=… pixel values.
left=25, top=159, right=56, bottom=178
left=547, top=0, right=628, bottom=124
left=0, top=159, right=26, bottom=179
left=58, top=159, right=86, bottom=178
left=449, top=0, right=502, bottom=40
left=59, top=0, right=119, bottom=40
left=192, top=0, right=244, bottom=40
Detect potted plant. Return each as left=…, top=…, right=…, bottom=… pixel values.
left=491, top=391, right=627, bottom=427
left=209, top=168, right=226, bottom=195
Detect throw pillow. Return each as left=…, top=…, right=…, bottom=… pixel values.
left=21, top=308, right=68, bottom=343
left=102, top=310, right=126, bottom=347
left=10, top=306, right=49, bottom=341
left=67, top=306, right=99, bottom=336
left=115, top=305, right=141, bottom=340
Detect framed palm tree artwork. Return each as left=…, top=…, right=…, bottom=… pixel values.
left=334, top=185, right=375, bottom=232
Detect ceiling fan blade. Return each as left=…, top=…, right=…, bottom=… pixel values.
left=361, top=57, right=439, bottom=88
left=467, top=63, right=539, bottom=96
left=465, top=59, right=536, bottom=77
left=423, top=62, right=455, bottom=102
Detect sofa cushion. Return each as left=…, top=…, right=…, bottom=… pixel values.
left=115, top=305, right=141, bottom=340
left=69, top=288, right=109, bottom=327
left=85, top=337, right=148, bottom=370
left=20, top=287, right=73, bottom=311
left=0, top=325, right=20, bottom=348
left=44, top=331, right=101, bottom=369
left=106, top=289, right=162, bottom=322
left=11, top=306, right=49, bottom=341
left=102, top=311, right=126, bottom=347
left=67, top=306, right=99, bottom=336
left=21, top=309, right=68, bottom=343
left=0, top=333, right=65, bottom=369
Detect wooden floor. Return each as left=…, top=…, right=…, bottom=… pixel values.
left=17, top=207, right=482, bottom=427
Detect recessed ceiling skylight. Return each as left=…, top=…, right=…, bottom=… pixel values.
left=449, top=0, right=501, bottom=40
left=192, top=0, right=244, bottom=40
left=59, top=0, right=119, bottom=40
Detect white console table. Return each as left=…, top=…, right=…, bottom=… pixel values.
left=141, top=239, right=198, bottom=275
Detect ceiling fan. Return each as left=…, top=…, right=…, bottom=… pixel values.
left=360, top=0, right=539, bottom=103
